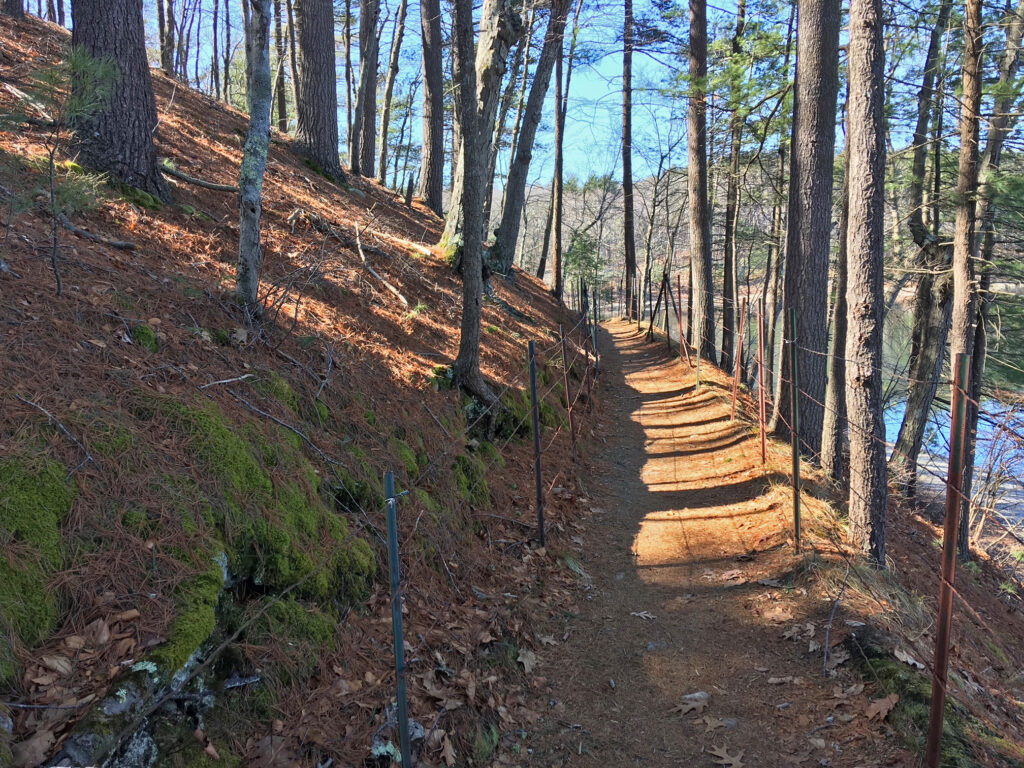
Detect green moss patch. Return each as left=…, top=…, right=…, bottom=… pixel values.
left=391, top=438, right=419, bottom=477
left=454, top=453, right=490, bottom=506
left=0, top=457, right=77, bottom=681
left=851, top=639, right=1016, bottom=766
left=149, top=559, right=224, bottom=672
left=251, top=370, right=299, bottom=415
left=132, top=323, right=159, bottom=353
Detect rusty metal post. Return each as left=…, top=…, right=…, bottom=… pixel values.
left=924, top=352, right=971, bottom=768
left=384, top=471, right=412, bottom=768
left=676, top=274, right=691, bottom=367
left=788, top=307, right=801, bottom=552
left=528, top=341, right=545, bottom=547
left=732, top=297, right=747, bottom=420
left=757, top=299, right=767, bottom=465
left=560, top=323, right=576, bottom=459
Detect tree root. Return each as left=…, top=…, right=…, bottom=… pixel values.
left=159, top=159, right=238, bottom=192
left=58, top=212, right=136, bottom=250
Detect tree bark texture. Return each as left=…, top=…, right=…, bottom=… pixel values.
left=377, top=0, right=409, bottom=186
left=418, top=0, right=444, bottom=214
left=492, top=0, right=568, bottom=274
left=72, top=0, right=171, bottom=202
left=295, top=0, right=343, bottom=179
left=623, top=0, right=637, bottom=319
left=351, top=0, right=379, bottom=176
left=776, top=0, right=840, bottom=456
left=273, top=0, right=288, bottom=131
left=821, top=148, right=848, bottom=486
left=844, top=0, right=887, bottom=564
left=441, top=0, right=522, bottom=247
left=451, top=0, right=494, bottom=401
left=688, top=0, right=715, bottom=362
left=720, top=0, right=745, bottom=373
left=237, top=0, right=273, bottom=310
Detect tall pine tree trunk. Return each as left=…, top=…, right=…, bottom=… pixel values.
left=273, top=0, right=288, bottom=131
left=72, top=0, right=170, bottom=202
left=622, top=0, right=637, bottom=319
left=822, top=142, right=849, bottom=485
left=351, top=0, right=380, bottom=176
left=720, top=0, right=745, bottom=372
left=418, top=0, right=444, bottom=214
left=845, top=0, right=887, bottom=563
left=237, top=0, right=273, bottom=312
left=295, top=0, right=343, bottom=178
left=688, top=0, right=715, bottom=361
left=776, top=0, right=840, bottom=456
left=3, top=0, right=24, bottom=19
left=551, top=29, right=564, bottom=299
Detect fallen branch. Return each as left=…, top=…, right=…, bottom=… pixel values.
left=159, top=159, right=238, bottom=193
left=58, top=212, right=136, bottom=250
left=354, top=224, right=408, bottom=307
left=198, top=373, right=254, bottom=390
left=15, top=394, right=100, bottom=477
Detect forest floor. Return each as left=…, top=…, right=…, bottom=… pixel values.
left=523, top=321, right=1024, bottom=768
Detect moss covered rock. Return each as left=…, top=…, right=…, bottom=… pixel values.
left=0, top=457, right=76, bottom=681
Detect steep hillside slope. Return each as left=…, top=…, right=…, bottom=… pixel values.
left=1, top=17, right=594, bottom=767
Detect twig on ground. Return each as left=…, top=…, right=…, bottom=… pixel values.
left=198, top=373, right=254, bottom=390
left=314, top=339, right=334, bottom=400
left=354, top=224, right=408, bottom=307
left=15, top=394, right=99, bottom=478
left=823, top=563, right=851, bottom=676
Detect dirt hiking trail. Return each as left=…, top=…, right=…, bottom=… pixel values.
left=529, top=320, right=912, bottom=768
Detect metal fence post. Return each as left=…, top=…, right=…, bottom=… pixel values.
left=528, top=341, right=545, bottom=547
left=924, top=352, right=971, bottom=768
left=788, top=307, right=801, bottom=553
left=591, top=292, right=600, bottom=381
left=732, top=297, right=747, bottom=421
left=384, top=472, right=412, bottom=767
left=757, top=299, right=767, bottom=465
left=560, top=323, right=577, bottom=460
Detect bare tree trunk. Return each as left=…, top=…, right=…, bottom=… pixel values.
left=286, top=0, right=298, bottom=106
left=891, top=0, right=953, bottom=489
left=845, top=0, right=887, bottom=563
left=957, top=0, right=1024, bottom=558
left=160, top=0, right=176, bottom=74
left=295, top=0, right=343, bottom=178
left=418, top=0, right=444, bottom=214
left=720, top=0, right=745, bottom=372
left=441, top=0, right=523, bottom=248
left=536, top=193, right=553, bottom=279
left=212, top=0, right=221, bottom=99
left=688, top=0, right=715, bottom=361
left=623, top=0, right=637, bottom=319
left=451, top=0, right=494, bottom=402
left=949, top=0, right=982, bottom=366
left=343, top=0, right=353, bottom=145
left=273, top=0, right=288, bottom=131
left=822, top=143, right=849, bottom=486
left=491, top=0, right=568, bottom=274
left=351, top=0, right=380, bottom=176
left=72, top=0, right=171, bottom=202
left=237, top=0, right=272, bottom=311
left=496, top=0, right=535, bottom=223
left=483, top=30, right=525, bottom=231
left=551, top=30, right=564, bottom=299
left=3, top=0, right=24, bottom=22
left=224, top=0, right=232, bottom=102
left=378, top=0, right=409, bottom=186
left=776, top=0, right=840, bottom=456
